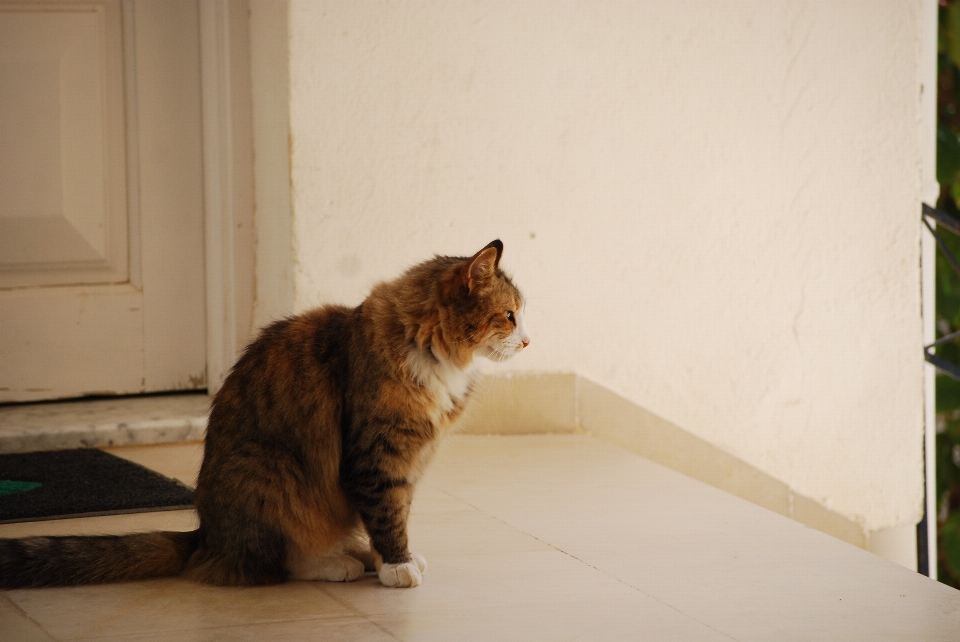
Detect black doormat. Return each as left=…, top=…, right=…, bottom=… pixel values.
left=0, top=449, right=194, bottom=524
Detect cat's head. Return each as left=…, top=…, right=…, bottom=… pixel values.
left=431, top=240, right=530, bottom=365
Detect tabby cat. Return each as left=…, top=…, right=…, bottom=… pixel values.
left=0, top=240, right=529, bottom=589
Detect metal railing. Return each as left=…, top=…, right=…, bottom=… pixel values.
left=923, top=203, right=960, bottom=380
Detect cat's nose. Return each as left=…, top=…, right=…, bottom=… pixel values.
left=521, top=338, right=530, bottom=348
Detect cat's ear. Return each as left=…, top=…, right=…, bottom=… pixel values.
left=482, top=239, right=503, bottom=268
left=465, top=240, right=503, bottom=291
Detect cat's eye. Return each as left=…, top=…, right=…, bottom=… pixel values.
left=505, top=311, right=516, bottom=325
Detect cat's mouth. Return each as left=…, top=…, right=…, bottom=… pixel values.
left=478, top=341, right=527, bottom=362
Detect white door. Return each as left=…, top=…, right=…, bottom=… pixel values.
left=0, top=0, right=206, bottom=402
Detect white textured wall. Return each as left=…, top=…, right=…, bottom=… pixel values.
left=288, top=1, right=924, bottom=533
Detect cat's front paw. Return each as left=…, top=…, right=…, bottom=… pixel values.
left=377, top=552, right=427, bottom=588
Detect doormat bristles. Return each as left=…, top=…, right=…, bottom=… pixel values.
left=0, top=449, right=194, bottom=523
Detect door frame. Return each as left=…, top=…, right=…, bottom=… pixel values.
left=199, top=0, right=255, bottom=394
left=200, top=0, right=294, bottom=395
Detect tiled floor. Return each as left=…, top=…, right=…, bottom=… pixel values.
left=2, top=434, right=960, bottom=641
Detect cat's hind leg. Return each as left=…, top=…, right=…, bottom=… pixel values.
left=286, top=535, right=369, bottom=583
left=341, top=529, right=377, bottom=572
left=287, top=553, right=365, bottom=582
left=183, top=523, right=287, bottom=586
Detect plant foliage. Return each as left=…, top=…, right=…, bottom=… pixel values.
left=934, top=0, right=960, bottom=588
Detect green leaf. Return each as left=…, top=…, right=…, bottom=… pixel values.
left=947, top=4, right=960, bottom=69
left=938, top=434, right=960, bottom=504
left=937, top=376, right=960, bottom=414
left=939, top=127, right=960, bottom=187
left=952, top=179, right=960, bottom=209
left=943, top=510, right=960, bottom=579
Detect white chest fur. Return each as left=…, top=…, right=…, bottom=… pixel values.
left=405, top=348, right=479, bottom=422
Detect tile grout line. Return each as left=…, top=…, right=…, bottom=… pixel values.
left=1, top=593, right=57, bottom=641
left=313, top=580, right=405, bottom=641
left=426, top=483, right=744, bottom=642
left=13, top=580, right=374, bottom=641
left=62, top=614, right=375, bottom=642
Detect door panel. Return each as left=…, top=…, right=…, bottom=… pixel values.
left=4, top=285, right=144, bottom=399
left=0, top=1, right=128, bottom=288
left=0, top=0, right=206, bottom=402
left=133, top=0, right=207, bottom=393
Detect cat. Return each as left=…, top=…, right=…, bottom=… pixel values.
left=0, top=240, right=529, bottom=589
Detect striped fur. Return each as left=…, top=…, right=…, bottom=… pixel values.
left=0, top=241, right=527, bottom=589
left=0, top=532, right=197, bottom=589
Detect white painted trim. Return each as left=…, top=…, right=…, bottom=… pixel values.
left=3, top=368, right=873, bottom=552
left=200, top=0, right=232, bottom=394
left=199, top=0, right=255, bottom=394
left=120, top=0, right=142, bottom=291
left=249, top=0, right=294, bottom=330
left=460, top=372, right=870, bottom=551
left=921, top=0, right=939, bottom=580
left=869, top=525, right=919, bottom=573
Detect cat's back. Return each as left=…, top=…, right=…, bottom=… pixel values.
left=194, top=305, right=364, bottom=568
left=207, top=305, right=357, bottom=442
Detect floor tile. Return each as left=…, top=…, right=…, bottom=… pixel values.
left=428, top=435, right=960, bottom=642
left=406, top=507, right=555, bottom=560
left=72, top=616, right=399, bottom=642
left=408, top=483, right=475, bottom=515
left=104, top=442, right=204, bottom=487
left=3, top=434, right=960, bottom=641
left=372, top=598, right=735, bottom=642
left=320, top=550, right=638, bottom=617
left=8, top=579, right=351, bottom=641
left=0, top=595, right=56, bottom=642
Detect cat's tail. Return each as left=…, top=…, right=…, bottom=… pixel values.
left=0, top=530, right=199, bottom=589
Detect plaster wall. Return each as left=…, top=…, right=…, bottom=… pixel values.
left=287, top=1, right=925, bottom=533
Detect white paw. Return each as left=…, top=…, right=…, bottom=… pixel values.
left=290, top=554, right=365, bottom=582
left=323, top=554, right=366, bottom=581
left=377, top=552, right=427, bottom=588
